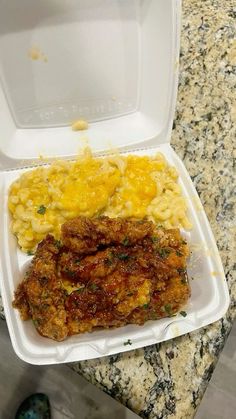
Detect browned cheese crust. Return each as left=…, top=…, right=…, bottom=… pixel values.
left=13, top=217, right=190, bottom=341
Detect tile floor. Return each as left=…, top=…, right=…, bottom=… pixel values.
left=0, top=320, right=138, bottom=419
left=195, top=320, right=236, bottom=419
left=0, top=319, right=235, bottom=419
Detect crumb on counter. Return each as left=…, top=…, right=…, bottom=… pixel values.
left=71, top=120, right=88, bottom=131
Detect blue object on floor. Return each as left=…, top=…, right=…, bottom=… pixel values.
left=15, top=393, right=51, bottom=419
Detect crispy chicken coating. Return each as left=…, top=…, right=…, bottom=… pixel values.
left=13, top=236, right=68, bottom=341
left=13, top=217, right=190, bottom=341
left=61, top=216, right=155, bottom=254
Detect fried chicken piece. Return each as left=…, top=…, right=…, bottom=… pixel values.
left=58, top=247, right=119, bottom=284
left=61, top=216, right=155, bottom=254
left=13, top=235, right=68, bottom=341
left=65, top=271, right=151, bottom=335
left=64, top=235, right=190, bottom=334
left=13, top=217, right=190, bottom=341
left=13, top=282, right=31, bottom=321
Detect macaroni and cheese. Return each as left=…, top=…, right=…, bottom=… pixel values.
left=8, top=149, right=192, bottom=252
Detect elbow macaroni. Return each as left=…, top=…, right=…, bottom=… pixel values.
left=8, top=150, right=192, bottom=253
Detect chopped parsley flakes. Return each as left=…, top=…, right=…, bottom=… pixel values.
left=105, top=259, right=113, bottom=266
left=55, top=240, right=62, bottom=249
left=122, top=237, right=129, bottom=246
left=164, top=304, right=173, bottom=316
left=90, top=283, right=99, bottom=291
left=117, top=253, right=129, bottom=261
left=76, top=288, right=84, bottom=293
left=65, top=268, right=76, bottom=278
left=123, top=339, right=132, bottom=346
left=33, top=319, right=39, bottom=327
left=181, top=277, right=188, bottom=285
left=37, top=205, right=46, bottom=215
left=180, top=311, right=187, bottom=317
left=157, top=248, right=171, bottom=259
left=151, top=236, right=159, bottom=243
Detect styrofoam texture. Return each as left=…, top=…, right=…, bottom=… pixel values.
left=0, top=0, right=177, bottom=163
left=0, top=0, right=229, bottom=364
left=0, top=144, right=230, bottom=365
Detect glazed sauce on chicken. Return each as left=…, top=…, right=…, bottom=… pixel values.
left=13, top=217, right=190, bottom=341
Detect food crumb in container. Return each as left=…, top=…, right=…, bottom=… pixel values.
left=124, top=339, right=132, bottom=346
left=28, top=46, right=48, bottom=63
left=71, top=120, right=88, bottom=131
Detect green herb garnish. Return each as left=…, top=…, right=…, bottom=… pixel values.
left=90, top=283, right=99, bottom=291
left=123, top=339, right=132, bottom=346
left=164, top=304, right=173, bottom=316
left=181, top=278, right=188, bottom=284
left=105, top=252, right=115, bottom=266
left=55, top=240, right=61, bottom=249
left=76, top=288, right=84, bottom=293
left=65, top=268, right=76, bottom=278
left=122, top=237, right=129, bottom=246
left=117, top=253, right=129, bottom=261
left=37, top=205, right=46, bottom=215
left=143, top=303, right=149, bottom=309
left=33, top=319, right=39, bottom=327
left=180, top=311, right=187, bottom=317
left=157, top=248, right=171, bottom=259
left=27, top=250, right=34, bottom=256
left=151, top=236, right=159, bottom=243
left=105, top=258, right=113, bottom=266
left=176, top=250, right=183, bottom=257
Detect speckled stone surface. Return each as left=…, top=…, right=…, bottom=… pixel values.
left=70, top=1, right=236, bottom=418
left=1, top=1, right=235, bottom=419
left=0, top=295, right=5, bottom=320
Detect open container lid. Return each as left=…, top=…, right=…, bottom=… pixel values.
left=0, top=0, right=180, bottom=167
left=0, top=0, right=230, bottom=364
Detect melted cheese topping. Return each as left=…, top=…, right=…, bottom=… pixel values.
left=8, top=149, right=192, bottom=252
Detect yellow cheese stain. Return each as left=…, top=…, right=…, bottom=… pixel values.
left=28, top=46, right=48, bottom=63
left=171, top=324, right=180, bottom=338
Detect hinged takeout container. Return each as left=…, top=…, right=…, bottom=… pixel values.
left=0, top=0, right=229, bottom=364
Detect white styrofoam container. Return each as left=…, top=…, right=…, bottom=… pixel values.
left=0, top=0, right=229, bottom=365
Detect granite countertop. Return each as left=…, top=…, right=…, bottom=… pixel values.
left=70, top=1, right=236, bottom=418
left=1, top=1, right=235, bottom=418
